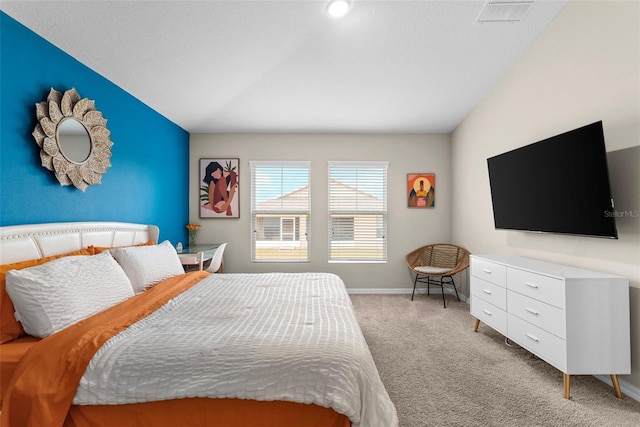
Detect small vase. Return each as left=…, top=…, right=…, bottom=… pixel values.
left=189, top=232, right=197, bottom=248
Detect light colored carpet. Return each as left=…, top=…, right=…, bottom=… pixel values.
left=350, top=294, right=640, bottom=427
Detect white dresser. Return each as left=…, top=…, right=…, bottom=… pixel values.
left=470, top=254, right=630, bottom=399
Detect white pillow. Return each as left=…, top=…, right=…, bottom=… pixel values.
left=5, top=251, right=134, bottom=338
left=111, top=240, right=184, bottom=293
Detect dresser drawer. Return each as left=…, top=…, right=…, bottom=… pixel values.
left=507, top=268, right=565, bottom=309
left=508, top=290, right=566, bottom=339
left=508, top=314, right=566, bottom=372
left=471, top=257, right=507, bottom=288
left=471, top=297, right=507, bottom=335
left=471, top=277, right=507, bottom=310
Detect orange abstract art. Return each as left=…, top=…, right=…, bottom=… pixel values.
left=407, top=173, right=435, bottom=208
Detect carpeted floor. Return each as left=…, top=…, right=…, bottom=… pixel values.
left=350, top=294, right=640, bottom=427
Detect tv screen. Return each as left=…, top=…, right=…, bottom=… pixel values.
left=487, top=121, right=617, bottom=239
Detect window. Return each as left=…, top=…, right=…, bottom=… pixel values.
left=328, top=161, right=388, bottom=262
left=331, top=216, right=354, bottom=241
left=251, top=161, right=310, bottom=262
left=280, top=217, right=299, bottom=241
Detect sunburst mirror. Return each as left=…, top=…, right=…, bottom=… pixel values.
left=32, top=88, right=113, bottom=191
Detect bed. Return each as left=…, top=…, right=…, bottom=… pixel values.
left=0, top=222, right=398, bottom=427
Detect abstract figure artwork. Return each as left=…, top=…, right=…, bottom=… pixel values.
left=407, top=173, right=435, bottom=208
left=200, top=158, right=239, bottom=218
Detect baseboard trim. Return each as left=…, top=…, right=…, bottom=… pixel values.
left=347, top=289, right=637, bottom=402
left=347, top=288, right=413, bottom=295
left=346, top=288, right=469, bottom=302
left=347, top=287, right=457, bottom=295
left=595, top=375, right=640, bottom=403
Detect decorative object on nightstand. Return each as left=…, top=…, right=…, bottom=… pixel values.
left=186, top=223, right=200, bottom=247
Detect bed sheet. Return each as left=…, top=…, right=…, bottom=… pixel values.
left=64, top=398, right=350, bottom=427
left=0, top=336, right=39, bottom=405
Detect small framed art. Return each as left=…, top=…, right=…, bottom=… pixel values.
left=407, top=173, right=435, bottom=208
left=200, top=158, right=239, bottom=218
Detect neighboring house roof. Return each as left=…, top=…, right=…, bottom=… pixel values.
left=257, top=187, right=309, bottom=211
left=256, top=180, right=383, bottom=211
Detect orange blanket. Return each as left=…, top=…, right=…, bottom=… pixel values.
left=1, top=271, right=210, bottom=427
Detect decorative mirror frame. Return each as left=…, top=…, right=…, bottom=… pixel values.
left=32, top=88, right=113, bottom=191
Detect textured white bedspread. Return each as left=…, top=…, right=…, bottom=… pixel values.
left=74, top=272, right=398, bottom=427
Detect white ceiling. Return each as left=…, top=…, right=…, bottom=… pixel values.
left=1, top=0, right=567, bottom=134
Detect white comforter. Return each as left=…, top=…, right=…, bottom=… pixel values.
left=73, top=272, right=398, bottom=427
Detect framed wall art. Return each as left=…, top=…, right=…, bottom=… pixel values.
left=200, top=158, right=239, bottom=218
left=407, top=173, right=435, bottom=208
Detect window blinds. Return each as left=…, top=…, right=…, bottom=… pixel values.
left=328, top=161, right=388, bottom=262
left=250, top=161, right=310, bottom=262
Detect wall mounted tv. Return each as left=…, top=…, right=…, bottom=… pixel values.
left=487, top=121, right=617, bottom=239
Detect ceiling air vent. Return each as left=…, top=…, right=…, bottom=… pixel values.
left=477, top=0, right=535, bottom=23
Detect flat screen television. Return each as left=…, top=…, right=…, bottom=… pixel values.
left=487, top=121, right=617, bottom=239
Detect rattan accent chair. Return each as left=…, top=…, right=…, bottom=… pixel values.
left=406, top=243, right=470, bottom=307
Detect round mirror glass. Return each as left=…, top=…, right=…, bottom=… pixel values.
left=57, top=118, right=92, bottom=163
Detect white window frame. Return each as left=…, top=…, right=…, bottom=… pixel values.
left=328, top=161, right=388, bottom=263
left=250, top=161, right=311, bottom=262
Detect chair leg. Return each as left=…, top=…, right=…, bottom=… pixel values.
left=411, top=274, right=418, bottom=301
left=440, top=277, right=447, bottom=308
left=451, top=276, right=460, bottom=302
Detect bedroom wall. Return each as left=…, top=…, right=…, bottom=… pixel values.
left=451, top=0, right=640, bottom=388
left=190, top=133, right=452, bottom=291
left=0, top=13, right=190, bottom=245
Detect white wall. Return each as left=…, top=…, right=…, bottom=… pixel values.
left=190, top=133, right=451, bottom=290
left=451, top=0, right=639, bottom=387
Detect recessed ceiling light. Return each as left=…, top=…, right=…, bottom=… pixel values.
left=327, top=0, right=350, bottom=18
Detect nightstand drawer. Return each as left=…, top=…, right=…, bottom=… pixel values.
left=471, top=257, right=507, bottom=288
left=471, top=297, right=507, bottom=335
left=508, top=314, right=566, bottom=372
left=508, top=290, right=566, bottom=339
left=471, top=277, right=506, bottom=310
left=507, top=268, right=565, bottom=309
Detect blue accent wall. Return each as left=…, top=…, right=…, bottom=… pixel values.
left=1, top=13, right=189, bottom=244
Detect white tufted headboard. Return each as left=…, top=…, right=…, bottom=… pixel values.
left=0, top=222, right=160, bottom=264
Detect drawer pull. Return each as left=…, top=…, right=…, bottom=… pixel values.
left=524, top=282, right=539, bottom=289
left=482, top=269, right=492, bottom=274
left=524, top=308, right=540, bottom=315
left=482, top=309, right=493, bottom=316
left=525, top=333, right=540, bottom=342
left=482, top=289, right=492, bottom=295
